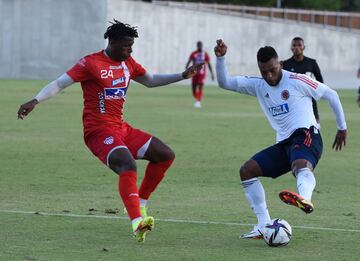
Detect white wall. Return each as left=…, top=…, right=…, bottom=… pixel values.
left=0, top=0, right=358, bottom=88
left=0, top=0, right=107, bottom=79
left=108, top=0, right=360, bottom=88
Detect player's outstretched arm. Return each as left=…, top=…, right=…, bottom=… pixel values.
left=321, top=88, right=347, bottom=151
left=214, top=39, right=236, bottom=89
left=214, top=39, right=258, bottom=96
left=17, top=73, right=74, bottom=119
left=133, top=63, right=204, bottom=88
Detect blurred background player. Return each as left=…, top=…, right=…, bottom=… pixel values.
left=214, top=39, right=347, bottom=239
left=357, top=59, right=360, bottom=107
left=17, top=20, right=203, bottom=242
left=282, top=37, right=324, bottom=125
left=185, top=41, right=214, bottom=108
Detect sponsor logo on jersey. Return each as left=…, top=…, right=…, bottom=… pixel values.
left=281, top=90, right=290, bottom=100
left=112, top=77, right=125, bottom=86
left=269, top=103, right=289, bottom=116
left=104, top=87, right=128, bottom=99
left=98, top=92, right=106, bottom=113
left=104, top=136, right=114, bottom=145
left=109, top=65, right=123, bottom=70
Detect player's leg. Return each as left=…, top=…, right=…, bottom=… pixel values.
left=84, top=129, right=152, bottom=242
left=108, top=148, right=154, bottom=241
left=240, top=144, right=291, bottom=239
left=195, top=83, right=203, bottom=108
left=139, top=137, right=175, bottom=206
left=192, top=78, right=198, bottom=101
left=197, top=75, right=205, bottom=105
left=279, top=127, right=323, bottom=214
left=192, top=77, right=202, bottom=108
left=123, top=124, right=175, bottom=216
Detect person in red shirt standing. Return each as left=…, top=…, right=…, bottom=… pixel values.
left=185, top=41, right=214, bottom=108
left=17, top=20, right=203, bottom=242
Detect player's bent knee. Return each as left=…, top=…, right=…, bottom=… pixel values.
left=239, top=160, right=261, bottom=181
left=164, top=147, right=175, bottom=161
left=291, top=160, right=313, bottom=176
left=240, top=165, right=254, bottom=181
left=108, top=148, right=137, bottom=175
left=145, top=137, right=175, bottom=163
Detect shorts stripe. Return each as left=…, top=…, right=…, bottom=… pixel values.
left=304, top=130, right=312, bottom=147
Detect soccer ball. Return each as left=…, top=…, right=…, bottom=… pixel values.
left=261, top=218, right=292, bottom=247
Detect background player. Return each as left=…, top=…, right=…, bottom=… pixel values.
left=214, top=39, right=347, bottom=239
left=185, top=41, right=214, bottom=108
left=17, top=20, right=203, bottom=242
left=282, top=37, right=324, bottom=125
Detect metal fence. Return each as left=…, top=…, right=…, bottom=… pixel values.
left=153, top=1, right=360, bottom=31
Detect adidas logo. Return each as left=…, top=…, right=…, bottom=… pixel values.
left=265, top=93, right=269, bottom=98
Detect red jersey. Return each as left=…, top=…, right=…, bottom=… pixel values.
left=189, top=50, right=209, bottom=76
left=66, top=50, right=146, bottom=137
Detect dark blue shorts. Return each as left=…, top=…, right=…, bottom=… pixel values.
left=252, top=127, right=323, bottom=178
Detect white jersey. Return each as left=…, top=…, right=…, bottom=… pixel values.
left=216, top=57, right=347, bottom=143
left=224, top=70, right=328, bottom=142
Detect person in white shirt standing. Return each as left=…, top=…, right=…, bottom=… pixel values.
left=214, top=39, right=347, bottom=239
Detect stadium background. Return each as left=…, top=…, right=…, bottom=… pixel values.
left=0, top=0, right=359, bottom=88
left=1, top=1, right=360, bottom=260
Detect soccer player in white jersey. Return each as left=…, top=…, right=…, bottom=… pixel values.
left=214, top=39, right=347, bottom=239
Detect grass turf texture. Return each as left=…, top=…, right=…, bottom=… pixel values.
left=1, top=79, right=359, bottom=260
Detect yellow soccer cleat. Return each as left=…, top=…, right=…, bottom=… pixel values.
left=140, top=206, right=148, bottom=218
left=133, top=216, right=155, bottom=243
left=279, top=190, right=314, bottom=214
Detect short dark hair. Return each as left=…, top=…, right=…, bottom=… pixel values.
left=292, top=36, right=304, bottom=42
left=104, top=19, right=138, bottom=40
left=257, top=46, right=278, bottom=63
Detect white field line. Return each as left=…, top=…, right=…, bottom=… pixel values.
left=0, top=209, right=359, bottom=233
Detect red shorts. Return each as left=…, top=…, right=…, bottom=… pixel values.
left=192, top=74, right=205, bottom=86
left=84, top=122, right=152, bottom=166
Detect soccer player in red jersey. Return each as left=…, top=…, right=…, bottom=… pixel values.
left=185, top=41, right=214, bottom=108
left=17, top=20, right=203, bottom=242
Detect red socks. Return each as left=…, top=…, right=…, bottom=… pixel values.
left=193, top=87, right=204, bottom=101
left=118, top=170, right=141, bottom=220
left=139, top=159, right=174, bottom=200
left=118, top=160, right=174, bottom=219
left=197, top=88, right=203, bottom=101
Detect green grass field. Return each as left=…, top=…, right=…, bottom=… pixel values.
left=1, top=79, right=360, bottom=261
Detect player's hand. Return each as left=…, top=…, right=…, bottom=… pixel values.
left=332, top=129, right=347, bottom=151
left=17, top=99, right=38, bottom=119
left=182, top=63, right=205, bottom=79
left=214, top=39, right=227, bottom=57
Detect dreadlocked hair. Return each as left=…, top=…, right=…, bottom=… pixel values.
left=104, top=19, right=138, bottom=40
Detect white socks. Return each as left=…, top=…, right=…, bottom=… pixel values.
left=242, top=178, right=271, bottom=227
left=296, top=168, right=316, bottom=201
left=140, top=198, right=148, bottom=208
